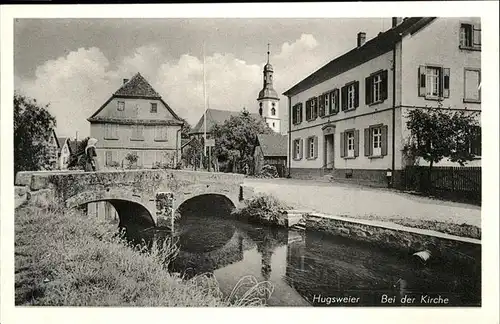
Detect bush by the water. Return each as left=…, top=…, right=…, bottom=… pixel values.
left=15, top=201, right=273, bottom=306
left=232, top=194, right=290, bottom=226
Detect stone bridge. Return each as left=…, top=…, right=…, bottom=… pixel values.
left=15, top=169, right=252, bottom=228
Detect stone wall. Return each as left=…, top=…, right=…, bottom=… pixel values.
left=305, top=213, right=481, bottom=270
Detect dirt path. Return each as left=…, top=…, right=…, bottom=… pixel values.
left=244, top=178, right=481, bottom=228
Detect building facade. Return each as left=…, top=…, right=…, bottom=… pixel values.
left=253, top=133, right=288, bottom=177
left=284, top=17, right=481, bottom=185
left=57, top=137, right=71, bottom=170
left=257, top=46, right=281, bottom=133
left=88, top=73, right=184, bottom=169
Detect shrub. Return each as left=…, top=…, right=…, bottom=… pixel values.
left=232, top=193, right=289, bottom=226
left=257, top=165, right=279, bottom=178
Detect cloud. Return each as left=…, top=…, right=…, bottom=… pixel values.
left=15, top=34, right=326, bottom=137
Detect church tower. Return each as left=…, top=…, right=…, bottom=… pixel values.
left=257, top=44, right=280, bottom=133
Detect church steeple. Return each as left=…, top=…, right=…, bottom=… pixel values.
left=257, top=43, right=280, bottom=133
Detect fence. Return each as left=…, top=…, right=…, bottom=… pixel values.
left=399, top=166, right=481, bottom=204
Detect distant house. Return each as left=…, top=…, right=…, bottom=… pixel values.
left=254, top=133, right=288, bottom=177
left=87, top=73, right=184, bottom=169
left=56, top=137, right=71, bottom=169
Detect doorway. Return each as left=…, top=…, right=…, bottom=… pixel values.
left=324, top=134, right=334, bottom=169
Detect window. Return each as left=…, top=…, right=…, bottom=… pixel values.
left=340, top=130, right=359, bottom=159
left=259, top=102, right=263, bottom=116
left=155, top=126, right=168, bottom=141
left=347, top=132, right=355, bottom=158
left=372, top=127, right=382, bottom=156
left=150, top=103, right=158, bottom=113
left=319, top=90, right=339, bottom=117
left=460, top=23, right=481, bottom=50
left=117, top=101, right=125, bottom=111
left=104, top=124, right=118, bottom=140
left=464, top=68, right=481, bottom=103
left=364, top=125, right=388, bottom=157
left=306, top=97, right=318, bottom=121
left=293, top=138, right=302, bottom=160
left=366, top=70, right=388, bottom=105
left=418, top=65, right=450, bottom=99
left=131, top=125, right=144, bottom=141
left=105, top=151, right=114, bottom=166
left=341, top=82, right=359, bottom=111
left=292, top=103, right=303, bottom=125
left=307, top=136, right=317, bottom=159
left=271, top=107, right=276, bottom=116
left=272, top=122, right=275, bottom=128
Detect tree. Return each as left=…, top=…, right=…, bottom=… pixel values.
left=67, top=137, right=89, bottom=170
left=14, top=92, right=57, bottom=174
left=212, top=110, right=273, bottom=173
left=181, top=137, right=203, bottom=170
left=179, top=117, right=192, bottom=139
left=403, top=106, right=480, bottom=190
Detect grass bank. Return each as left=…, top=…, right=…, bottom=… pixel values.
left=15, top=202, right=272, bottom=306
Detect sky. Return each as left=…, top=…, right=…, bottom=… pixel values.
left=14, top=18, right=393, bottom=138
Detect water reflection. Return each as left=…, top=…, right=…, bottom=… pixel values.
left=127, top=207, right=481, bottom=307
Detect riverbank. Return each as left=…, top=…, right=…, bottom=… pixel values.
left=14, top=202, right=270, bottom=306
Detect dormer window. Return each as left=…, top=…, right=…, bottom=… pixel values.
left=117, top=101, right=125, bottom=111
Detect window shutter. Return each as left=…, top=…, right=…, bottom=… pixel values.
left=313, top=136, right=318, bottom=159
left=334, top=89, right=340, bottom=113
left=292, top=105, right=297, bottom=124
left=365, top=76, right=372, bottom=105
left=354, top=130, right=359, bottom=157
left=340, top=132, right=345, bottom=158
left=319, top=94, right=325, bottom=117
left=354, top=81, right=360, bottom=108
left=299, top=138, right=303, bottom=159
left=341, top=86, right=347, bottom=111
left=381, top=70, right=388, bottom=100
left=313, top=98, right=318, bottom=119
left=381, top=125, right=388, bottom=156
left=443, top=68, right=450, bottom=98
left=419, top=65, right=426, bottom=97
left=364, top=128, right=371, bottom=156
left=299, top=104, right=303, bottom=123
left=473, top=24, right=481, bottom=46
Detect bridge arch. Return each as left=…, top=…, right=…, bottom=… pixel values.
left=65, top=189, right=156, bottom=228
left=174, top=192, right=238, bottom=214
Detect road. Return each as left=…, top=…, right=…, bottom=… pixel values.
left=243, top=178, right=481, bottom=228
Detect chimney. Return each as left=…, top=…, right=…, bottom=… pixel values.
left=123, top=78, right=129, bottom=84
left=357, top=32, right=366, bottom=48
left=392, top=17, right=403, bottom=28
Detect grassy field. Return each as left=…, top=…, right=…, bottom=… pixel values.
left=15, top=201, right=273, bottom=306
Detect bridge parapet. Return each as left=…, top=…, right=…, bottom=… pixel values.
left=15, top=169, right=246, bottom=227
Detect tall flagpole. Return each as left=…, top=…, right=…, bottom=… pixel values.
left=202, top=42, right=207, bottom=170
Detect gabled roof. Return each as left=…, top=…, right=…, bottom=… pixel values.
left=57, top=137, right=69, bottom=153
left=283, top=17, right=436, bottom=97
left=88, top=72, right=182, bottom=122
left=191, top=108, right=261, bottom=134
left=256, top=133, right=287, bottom=157
left=114, top=73, right=160, bottom=98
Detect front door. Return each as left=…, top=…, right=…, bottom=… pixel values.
left=324, top=134, right=334, bottom=169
